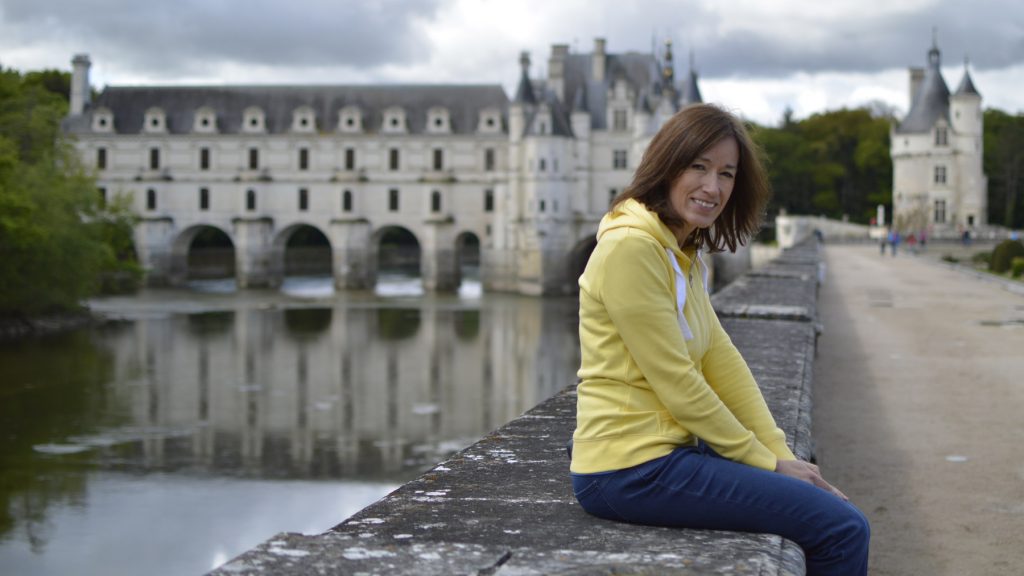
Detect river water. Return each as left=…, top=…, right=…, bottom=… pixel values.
left=0, top=275, right=580, bottom=575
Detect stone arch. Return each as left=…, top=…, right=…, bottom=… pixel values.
left=371, top=225, right=422, bottom=291
left=272, top=223, right=333, bottom=279
left=569, top=233, right=599, bottom=292
left=170, top=224, right=236, bottom=286
left=454, top=231, right=481, bottom=290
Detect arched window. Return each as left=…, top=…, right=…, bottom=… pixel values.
left=144, top=107, right=167, bottom=133
left=431, top=190, right=442, bottom=213
left=199, top=187, right=210, bottom=210
left=246, top=189, right=257, bottom=211
left=342, top=189, right=353, bottom=212
left=146, top=188, right=157, bottom=210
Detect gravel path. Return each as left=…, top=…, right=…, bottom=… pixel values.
left=813, top=243, right=1024, bottom=576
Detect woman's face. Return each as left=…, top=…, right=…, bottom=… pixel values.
left=668, top=136, right=739, bottom=242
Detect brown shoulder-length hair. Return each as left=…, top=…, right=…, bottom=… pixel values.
left=611, top=103, right=771, bottom=252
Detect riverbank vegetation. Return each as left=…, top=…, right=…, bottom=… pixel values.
left=0, top=66, right=140, bottom=320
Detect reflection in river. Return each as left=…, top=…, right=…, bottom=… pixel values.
left=0, top=281, right=579, bottom=575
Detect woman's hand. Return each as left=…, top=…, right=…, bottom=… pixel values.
left=775, top=459, right=849, bottom=501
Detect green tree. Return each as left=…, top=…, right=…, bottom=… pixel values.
left=0, top=66, right=140, bottom=317
left=753, top=106, right=893, bottom=224
left=983, top=108, right=1024, bottom=229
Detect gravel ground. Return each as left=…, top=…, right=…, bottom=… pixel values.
left=813, top=243, right=1024, bottom=576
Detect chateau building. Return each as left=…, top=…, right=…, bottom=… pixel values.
left=891, top=39, right=986, bottom=234
left=63, top=39, right=702, bottom=294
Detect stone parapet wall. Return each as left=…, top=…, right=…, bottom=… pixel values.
left=210, top=237, right=823, bottom=576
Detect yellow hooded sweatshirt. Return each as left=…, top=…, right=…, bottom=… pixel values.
left=571, top=199, right=796, bottom=474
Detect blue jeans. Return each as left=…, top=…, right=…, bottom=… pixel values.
left=572, top=443, right=869, bottom=575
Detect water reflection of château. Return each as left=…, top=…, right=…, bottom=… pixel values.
left=99, top=296, right=579, bottom=480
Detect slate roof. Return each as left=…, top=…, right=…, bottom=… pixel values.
left=62, top=84, right=509, bottom=135
left=955, top=68, right=980, bottom=97
left=897, top=44, right=950, bottom=134
left=681, top=69, right=703, bottom=106
left=561, top=52, right=662, bottom=130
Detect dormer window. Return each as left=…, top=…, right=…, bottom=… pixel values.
left=92, top=108, right=114, bottom=133
left=426, top=107, right=451, bottom=134
left=243, top=107, right=266, bottom=133
left=935, top=126, right=948, bottom=146
left=292, top=106, right=316, bottom=132
left=193, top=107, right=217, bottom=133
left=382, top=107, right=407, bottom=134
left=144, top=107, right=167, bottom=133
left=477, top=108, right=502, bottom=134
left=339, top=106, right=363, bottom=133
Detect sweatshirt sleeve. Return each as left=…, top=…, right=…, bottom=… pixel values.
left=702, top=313, right=797, bottom=461
left=599, top=232, right=779, bottom=471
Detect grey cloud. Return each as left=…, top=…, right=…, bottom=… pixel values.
left=1, top=0, right=443, bottom=76
left=600, top=1, right=1024, bottom=78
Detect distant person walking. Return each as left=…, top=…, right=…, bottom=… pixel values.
left=571, top=104, right=869, bottom=575
left=888, top=230, right=901, bottom=256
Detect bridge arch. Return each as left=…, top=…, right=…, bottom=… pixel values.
left=454, top=230, right=481, bottom=291
left=273, top=223, right=333, bottom=279
left=371, top=225, right=422, bottom=293
left=170, top=224, right=236, bottom=286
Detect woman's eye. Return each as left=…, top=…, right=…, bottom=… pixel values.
left=691, top=163, right=706, bottom=171
left=720, top=171, right=735, bottom=179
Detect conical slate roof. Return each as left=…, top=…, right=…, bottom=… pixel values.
left=897, top=42, right=950, bottom=134
left=955, top=68, right=980, bottom=97
left=681, top=70, right=703, bottom=105
left=513, top=52, right=537, bottom=105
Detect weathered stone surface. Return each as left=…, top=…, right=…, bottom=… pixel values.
left=210, top=240, right=821, bottom=576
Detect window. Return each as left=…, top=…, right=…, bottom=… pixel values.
left=389, top=188, right=399, bottom=211
left=613, top=109, right=628, bottom=131
left=539, top=199, right=547, bottom=212
left=431, top=190, right=442, bottom=212
left=934, top=199, right=946, bottom=224
left=246, top=189, right=257, bottom=211
left=433, top=148, right=443, bottom=171
left=484, top=189, right=494, bottom=212
left=299, top=148, right=309, bottom=170
left=613, top=150, right=627, bottom=170
left=539, top=158, right=547, bottom=172
left=249, top=148, right=259, bottom=170
left=609, top=188, right=618, bottom=205
left=342, top=190, right=352, bottom=212
left=345, top=148, right=355, bottom=170
left=538, top=121, right=547, bottom=134
left=199, top=187, right=210, bottom=211
left=934, top=165, right=947, bottom=184
left=149, top=148, right=160, bottom=170
left=97, top=147, right=107, bottom=169
left=935, top=127, right=948, bottom=146
left=389, top=148, right=400, bottom=171
left=146, top=188, right=157, bottom=210
left=298, top=188, right=309, bottom=211
left=97, top=187, right=107, bottom=207
left=967, top=214, right=975, bottom=226
left=484, top=148, right=495, bottom=171
left=200, top=147, right=210, bottom=170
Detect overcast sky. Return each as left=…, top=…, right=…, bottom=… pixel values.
left=2, top=0, right=1022, bottom=125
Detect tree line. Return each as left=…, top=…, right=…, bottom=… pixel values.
left=0, top=66, right=140, bottom=318
left=751, top=106, right=1024, bottom=231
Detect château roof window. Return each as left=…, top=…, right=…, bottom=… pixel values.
left=382, top=107, right=407, bottom=134
left=292, top=106, right=317, bottom=133
left=339, top=106, right=363, bottom=133
left=143, top=107, right=167, bottom=133
left=477, top=108, right=502, bottom=134
left=92, top=108, right=114, bottom=133
left=193, top=107, right=218, bottom=133
left=242, top=106, right=266, bottom=133
left=426, top=107, right=451, bottom=134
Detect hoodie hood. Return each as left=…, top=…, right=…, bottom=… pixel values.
left=598, top=199, right=686, bottom=258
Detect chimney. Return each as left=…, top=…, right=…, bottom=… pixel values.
left=71, top=54, right=91, bottom=116
left=548, top=44, right=569, bottom=101
left=908, top=66, right=924, bottom=107
left=592, top=38, right=606, bottom=82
